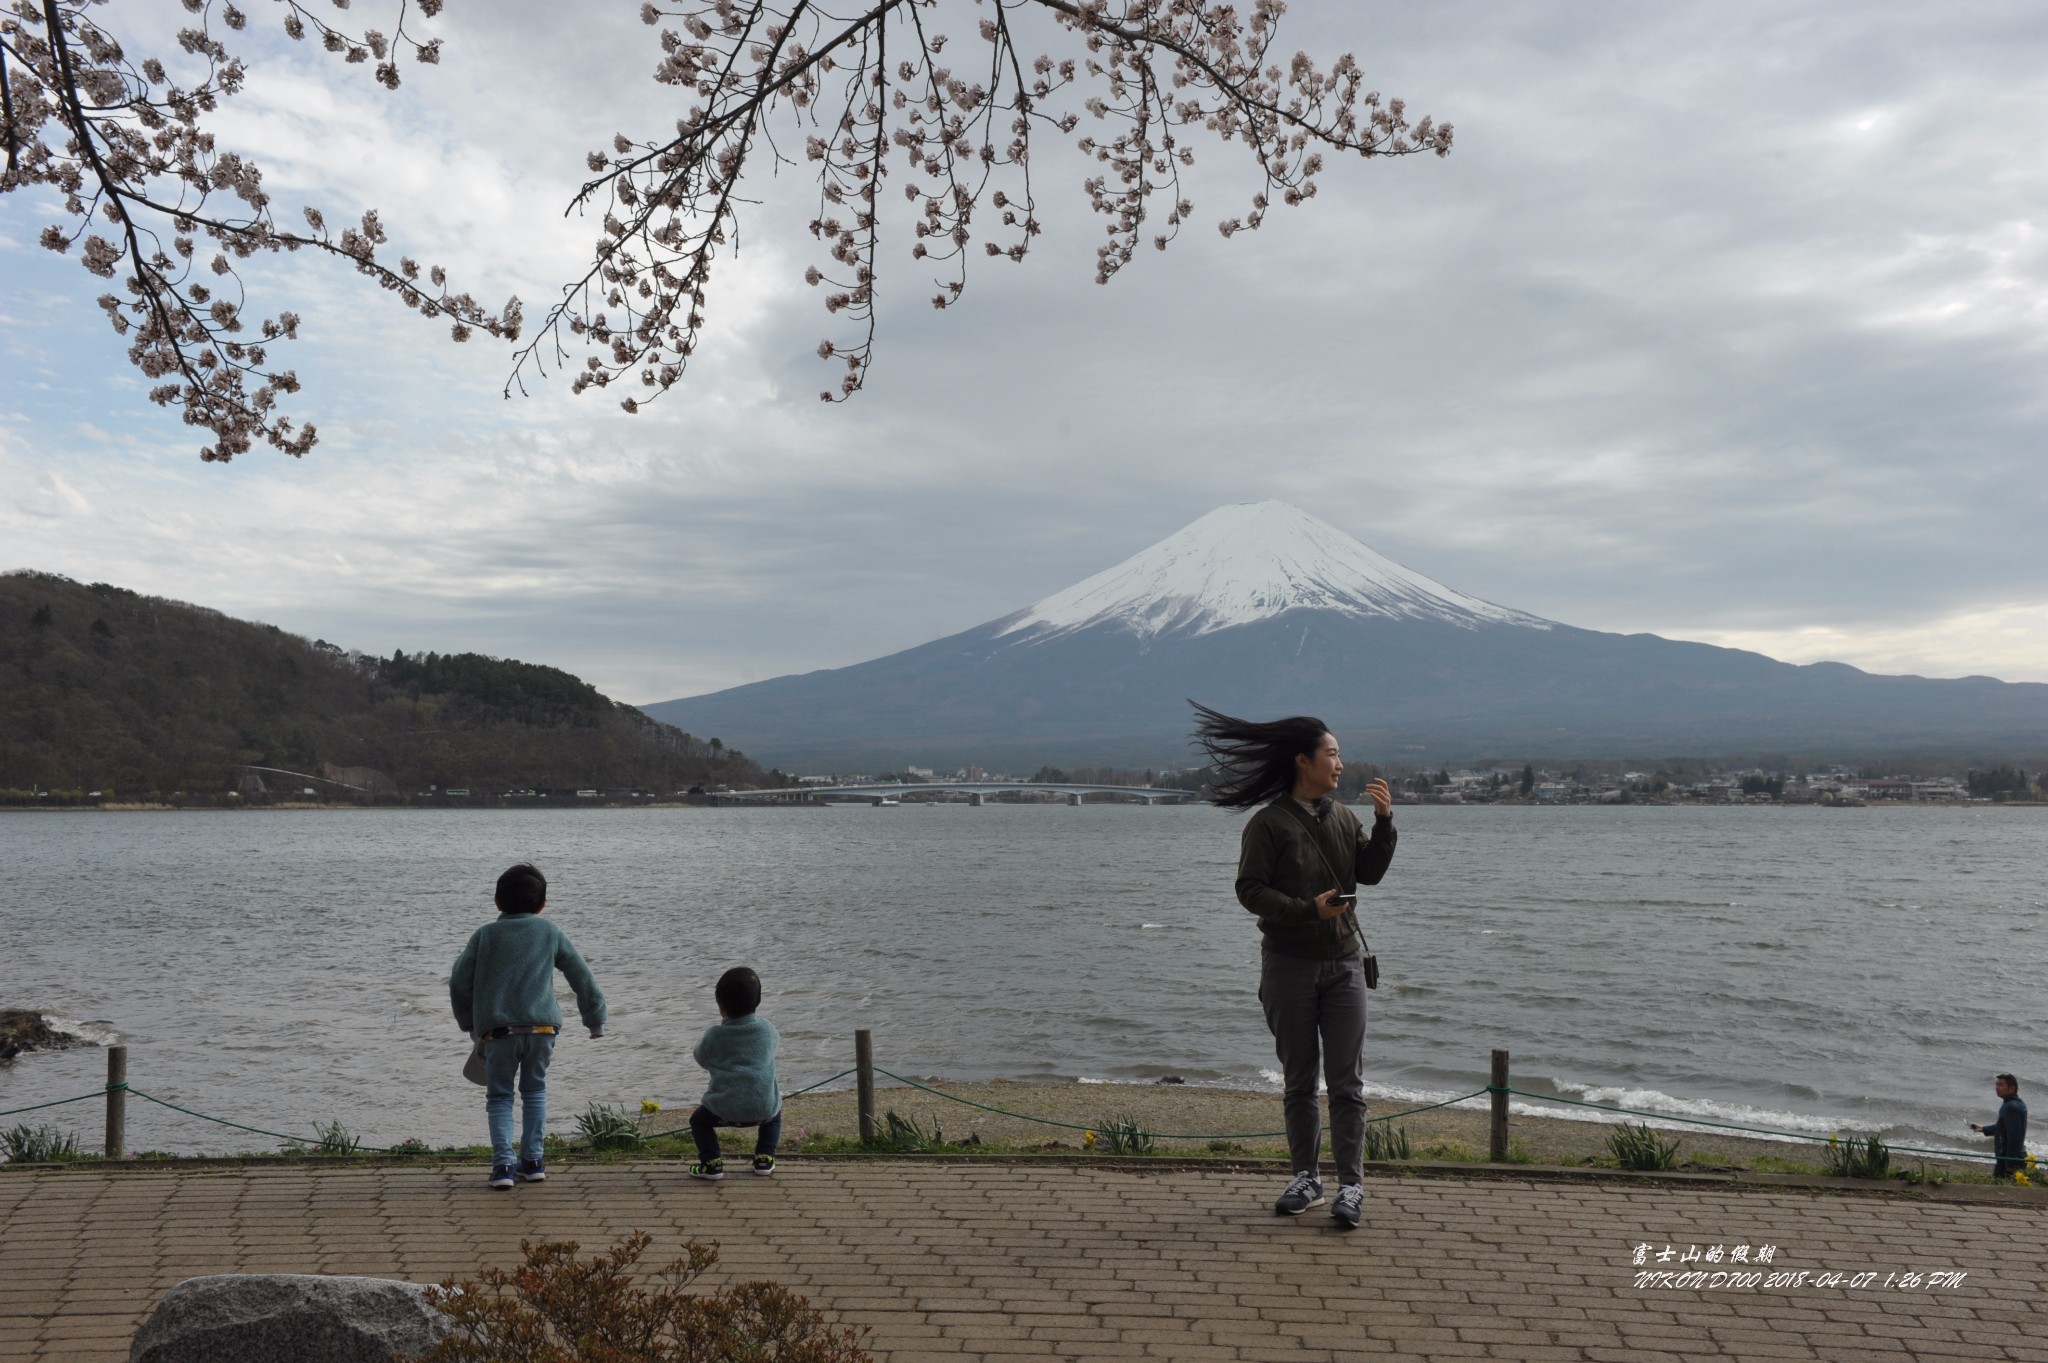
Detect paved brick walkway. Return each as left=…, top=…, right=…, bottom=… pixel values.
left=3, top=1162, right=2044, bottom=1362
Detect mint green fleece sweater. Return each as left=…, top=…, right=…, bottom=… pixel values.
left=449, top=912, right=607, bottom=1036
left=693, top=1013, right=781, bottom=1125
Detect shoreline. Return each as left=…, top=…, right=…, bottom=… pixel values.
left=640, top=1078, right=2003, bottom=1176
left=6, top=800, right=2044, bottom=814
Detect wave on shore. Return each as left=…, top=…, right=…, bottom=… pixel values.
left=1223, top=1068, right=1892, bottom=1148
left=42, top=1015, right=123, bottom=1047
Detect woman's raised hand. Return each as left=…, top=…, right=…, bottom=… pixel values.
left=1365, top=778, right=1394, bottom=817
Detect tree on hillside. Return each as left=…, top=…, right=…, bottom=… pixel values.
left=1966, top=765, right=2032, bottom=801
left=3, top=0, right=1451, bottom=461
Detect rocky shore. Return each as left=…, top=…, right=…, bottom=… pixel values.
left=0, top=1009, right=81, bottom=1063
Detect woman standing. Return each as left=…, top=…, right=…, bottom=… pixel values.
left=1193, top=702, right=1397, bottom=1230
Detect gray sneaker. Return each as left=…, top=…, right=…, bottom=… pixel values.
left=1273, top=1172, right=1324, bottom=1215
left=1331, top=1183, right=1365, bottom=1229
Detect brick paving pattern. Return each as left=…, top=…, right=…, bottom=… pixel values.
left=2, top=1162, right=2044, bottom=1362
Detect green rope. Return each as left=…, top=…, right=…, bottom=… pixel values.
left=869, top=1069, right=1493, bottom=1141
left=783, top=1068, right=856, bottom=1099
left=9, top=1072, right=862, bottom=1159
left=127, top=1088, right=413, bottom=1154
left=15, top=1069, right=1989, bottom=1168
left=1501, top=1086, right=1988, bottom=1163
left=0, top=1087, right=110, bottom=1119
left=1361, top=1089, right=1495, bottom=1124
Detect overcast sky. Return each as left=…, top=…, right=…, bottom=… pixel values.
left=3, top=1, right=2044, bottom=703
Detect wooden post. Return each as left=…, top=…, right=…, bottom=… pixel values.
left=855, top=1029, right=876, bottom=1145
left=1489, top=1048, right=1509, bottom=1163
left=104, top=1045, right=127, bottom=1160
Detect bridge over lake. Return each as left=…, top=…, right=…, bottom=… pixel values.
left=716, top=781, right=1199, bottom=806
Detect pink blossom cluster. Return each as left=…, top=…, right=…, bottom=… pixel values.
left=530, top=0, right=1449, bottom=411
left=3, top=0, right=500, bottom=461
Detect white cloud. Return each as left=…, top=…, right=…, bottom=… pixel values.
left=1690, top=601, right=2048, bottom=684
left=2, top=0, right=2044, bottom=703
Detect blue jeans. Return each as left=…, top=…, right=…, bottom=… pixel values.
left=483, top=1032, right=556, bottom=1167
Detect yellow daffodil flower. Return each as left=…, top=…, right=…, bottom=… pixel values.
left=641, top=1099, right=662, bottom=1115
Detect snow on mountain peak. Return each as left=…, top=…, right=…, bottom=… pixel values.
left=1000, top=501, right=1550, bottom=642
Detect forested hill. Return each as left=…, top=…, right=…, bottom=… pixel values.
left=0, top=572, right=775, bottom=799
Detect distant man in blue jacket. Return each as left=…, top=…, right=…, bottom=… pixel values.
left=1969, top=1074, right=2028, bottom=1181
left=450, top=863, right=607, bottom=1190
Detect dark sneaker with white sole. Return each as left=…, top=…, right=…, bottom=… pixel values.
left=1331, top=1183, right=1365, bottom=1229
left=689, top=1159, right=725, bottom=1181
left=488, top=1165, right=515, bottom=1191
left=516, top=1158, right=546, bottom=1183
left=1273, top=1172, right=1324, bottom=1215
left=752, top=1155, right=777, bottom=1176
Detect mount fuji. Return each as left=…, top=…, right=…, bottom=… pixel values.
left=642, top=502, right=2048, bottom=769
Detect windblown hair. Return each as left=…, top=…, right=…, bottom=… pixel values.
left=494, top=862, right=548, bottom=915
left=1189, top=701, right=1333, bottom=810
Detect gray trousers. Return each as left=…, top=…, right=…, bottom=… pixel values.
left=1259, top=950, right=1369, bottom=1186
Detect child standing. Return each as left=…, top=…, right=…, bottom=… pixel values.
left=450, top=862, right=607, bottom=1190
left=687, top=967, right=782, bottom=1179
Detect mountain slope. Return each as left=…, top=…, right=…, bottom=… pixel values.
left=0, top=572, right=771, bottom=795
left=643, top=503, right=2048, bottom=769
left=1001, top=500, right=1550, bottom=639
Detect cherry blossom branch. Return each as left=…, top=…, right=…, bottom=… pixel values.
left=6, top=0, right=514, bottom=461
left=532, top=0, right=1450, bottom=411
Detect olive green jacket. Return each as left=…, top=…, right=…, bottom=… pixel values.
left=1235, top=798, right=1397, bottom=960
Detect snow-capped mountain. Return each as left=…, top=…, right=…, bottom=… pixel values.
left=1000, top=501, right=1549, bottom=641
left=643, top=504, right=2048, bottom=770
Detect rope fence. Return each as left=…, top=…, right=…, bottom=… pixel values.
left=873, top=1067, right=1490, bottom=1141
left=0, top=1042, right=2005, bottom=1170
left=0, top=1088, right=107, bottom=1119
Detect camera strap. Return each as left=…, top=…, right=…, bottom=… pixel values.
left=1276, top=799, right=1371, bottom=963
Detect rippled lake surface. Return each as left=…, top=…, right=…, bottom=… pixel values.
left=3, top=804, right=2042, bottom=1155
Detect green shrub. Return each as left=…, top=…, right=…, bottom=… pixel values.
left=1606, top=1121, right=1681, bottom=1171
left=408, top=1233, right=870, bottom=1363
left=1362, top=1123, right=1413, bottom=1162
left=1093, top=1114, right=1154, bottom=1156
left=315, top=1120, right=360, bottom=1156
left=576, top=1102, right=649, bottom=1153
left=280, top=1119, right=359, bottom=1158
left=1823, top=1134, right=1890, bottom=1179
left=868, top=1110, right=943, bottom=1152
left=1, top=1123, right=81, bottom=1162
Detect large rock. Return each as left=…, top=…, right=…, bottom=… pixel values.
left=0, top=1009, right=80, bottom=1062
left=129, top=1274, right=454, bottom=1363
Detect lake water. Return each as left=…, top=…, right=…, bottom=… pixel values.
left=3, top=805, right=2042, bottom=1157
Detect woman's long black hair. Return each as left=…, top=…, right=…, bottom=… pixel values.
left=1189, top=701, right=1332, bottom=810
